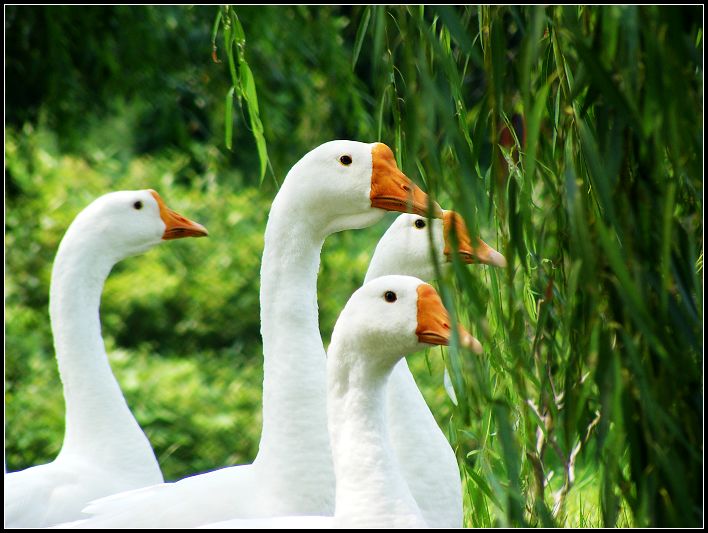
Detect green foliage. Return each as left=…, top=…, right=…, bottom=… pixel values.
left=341, top=5, right=701, bottom=528
left=5, top=5, right=703, bottom=528
left=214, top=6, right=270, bottom=183
left=5, top=6, right=220, bottom=154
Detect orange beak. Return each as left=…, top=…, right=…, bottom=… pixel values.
left=370, top=143, right=442, bottom=217
left=415, top=283, right=482, bottom=353
left=150, top=190, right=209, bottom=240
left=442, top=210, right=506, bottom=267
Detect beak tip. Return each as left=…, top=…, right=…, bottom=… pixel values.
left=458, top=328, right=483, bottom=354
left=465, top=335, right=484, bottom=354
left=489, top=250, right=507, bottom=268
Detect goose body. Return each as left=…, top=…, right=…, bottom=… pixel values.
left=200, top=275, right=476, bottom=528
left=365, top=212, right=505, bottom=527
left=4, top=190, right=207, bottom=528
left=68, top=141, right=437, bottom=528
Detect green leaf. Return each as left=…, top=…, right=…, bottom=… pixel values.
left=467, top=467, right=504, bottom=511
left=352, top=6, right=371, bottom=69
left=238, top=52, right=269, bottom=182
left=224, top=86, right=235, bottom=150
left=524, top=82, right=550, bottom=187
left=210, top=9, right=223, bottom=57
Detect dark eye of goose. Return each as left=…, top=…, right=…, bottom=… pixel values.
left=133, top=201, right=143, bottom=210
left=339, top=154, right=353, bottom=166
left=384, top=291, right=397, bottom=303
left=414, top=219, right=426, bottom=229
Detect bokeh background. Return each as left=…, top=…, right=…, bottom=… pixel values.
left=5, top=6, right=703, bottom=527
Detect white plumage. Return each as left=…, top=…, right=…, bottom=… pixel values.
left=4, top=190, right=207, bottom=528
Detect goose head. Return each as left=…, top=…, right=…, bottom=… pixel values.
left=367, top=211, right=506, bottom=282
left=279, top=141, right=441, bottom=236
left=331, top=275, right=481, bottom=373
left=65, top=189, right=208, bottom=261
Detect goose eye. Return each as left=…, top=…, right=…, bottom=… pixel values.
left=339, top=154, right=353, bottom=166
left=414, top=219, right=426, bottom=229
left=384, top=291, right=397, bottom=303
left=133, top=201, right=143, bottom=210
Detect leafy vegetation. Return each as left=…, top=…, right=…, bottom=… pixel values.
left=5, top=6, right=703, bottom=527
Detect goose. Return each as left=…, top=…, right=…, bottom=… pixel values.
left=66, top=141, right=439, bottom=528
left=4, top=190, right=208, bottom=528
left=200, top=275, right=479, bottom=528
left=366, top=211, right=505, bottom=527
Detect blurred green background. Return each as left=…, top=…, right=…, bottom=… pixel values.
left=4, top=6, right=703, bottom=527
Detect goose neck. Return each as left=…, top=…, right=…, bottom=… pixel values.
left=256, top=197, right=331, bottom=470
left=50, top=233, right=155, bottom=469
left=327, top=350, right=426, bottom=528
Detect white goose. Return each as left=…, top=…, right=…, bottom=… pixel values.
left=366, top=211, right=505, bottom=527
left=4, top=190, right=208, bottom=528
left=201, top=275, right=478, bottom=528
left=68, top=141, right=438, bottom=527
